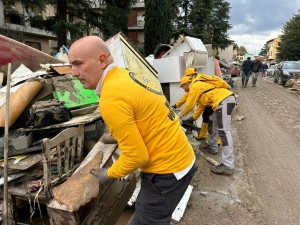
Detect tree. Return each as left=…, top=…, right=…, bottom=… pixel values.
left=239, top=46, right=247, bottom=55
left=144, top=0, right=172, bottom=56
left=47, top=0, right=103, bottom=47
left=170, top=0, right=193, bottom=30
left=277, top=11, right=300, bottom=61
left=102, top=1, right=136, bottom=40
left=170, top=0, right=232, bottom=52
left=188, top=0, right=213, bottom=43
left=209, top=0, right=232, bottom=50
left=259, top=42, right=269, bottom=56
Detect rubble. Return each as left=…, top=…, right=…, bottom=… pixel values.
left=285, top=78, right=300, bottom=94
left=0, top=33, right=144, bottom=224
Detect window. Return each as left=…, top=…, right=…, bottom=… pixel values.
left=25, top=41, right=41, bottom=51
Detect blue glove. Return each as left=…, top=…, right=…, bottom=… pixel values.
left=90, top=168, right=111, bottom=185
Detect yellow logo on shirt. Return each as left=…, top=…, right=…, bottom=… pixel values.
left=129, top=72, right=163, bottom=95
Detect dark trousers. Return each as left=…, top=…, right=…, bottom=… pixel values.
left=131, top=164, right=197, bottom=225
left=202, top=107, right=214, bottom=123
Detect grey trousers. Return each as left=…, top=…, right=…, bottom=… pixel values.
left=241, top=71, right=251, bottom=86
left=208, top=95, right=236, bottom=168
left=252, top=72, right=259, bottom=86
left=131, top=164, right=197, bottom=225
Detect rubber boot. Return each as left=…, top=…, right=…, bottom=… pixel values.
left=217, top=136, right=221, bottom=145
left=194, top=122, right=208, bottom=140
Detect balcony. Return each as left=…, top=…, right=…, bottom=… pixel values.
left=132, top=1, right=145, bottom=8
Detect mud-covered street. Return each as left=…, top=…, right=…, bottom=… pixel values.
left=118, top=75, right=300, bottom=225
left=175, top=75, right=300, bottom=225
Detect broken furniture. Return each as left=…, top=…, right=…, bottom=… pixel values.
left=42, top=126, right=84, bottom=195
left=47, top=142, right=136, bottom=225
left=5, top=112, right=104, bottom=224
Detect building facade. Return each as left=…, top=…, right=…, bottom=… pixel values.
left=267, top=37, right=280, bottom=62
left=127, top=0, right=145, bottom=53
left=0, top=0, right=56, bottom=54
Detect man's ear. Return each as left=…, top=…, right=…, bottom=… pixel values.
left=98, top=53, right=108, bottom=69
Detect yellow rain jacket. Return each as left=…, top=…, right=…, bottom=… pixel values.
left=181, top=78, right=233, bottom=119
left=100, top=67, right=194, bottom=178
left=174, top=92, right=189, bottom=108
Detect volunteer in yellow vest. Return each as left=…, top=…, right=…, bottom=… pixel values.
left=194, top=59, right=223, bottom=141
left=172, top=68, right=197, bottom=109
left=178, top=75, right=236, bottom=175
left=173, top=68, right=222, bottom=145
left=69, top=36, right=196, bottom=224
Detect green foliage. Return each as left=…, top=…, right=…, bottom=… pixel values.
left=3, top=0, right=47, bottom=11
left=3, top=0, right=104, bottom=48
left=188, top=0, right=213, bottom=43
left=209, top=0, right=232, bottom=50
left=259, top=42, right=269, bottom=56
left=170, top=0, right=232, bottom=51
left=277, top=11, right=300, bottom=61
left=102, top=1, right=135, bottom=40
left=144, top=0, right=172, bottom=56
left=27, top=15, right=56, bottom=30
left=171, top=0, right=193, bottom=29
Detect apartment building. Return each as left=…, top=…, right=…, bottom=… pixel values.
left=0, top=0, right=56, bottom=54
left=127, top=0, right=145, bottom=53
left=267, top=37, right=280, bottom=62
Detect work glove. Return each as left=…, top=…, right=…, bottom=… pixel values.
left=171, top=104, right=177, bottom=110
left=182, top=117, right=195, bottom=124
left=90, top=168, right=111, bottom=185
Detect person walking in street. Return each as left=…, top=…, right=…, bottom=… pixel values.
left=261, top=63, right=268, bottom=77
left=178, top=75, right=236, bottom=176
left=241, top=57, right=253, bottom=88
left=68, top=36, right=196, bottom=225
left=251, top=57, right=262, bottom=87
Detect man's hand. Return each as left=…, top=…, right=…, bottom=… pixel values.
left=90, top=168, right=111, bottom=185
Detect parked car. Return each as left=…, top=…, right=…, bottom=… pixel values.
left=273, top=61, right=300, bottom=85
left=266, top=64, right=277, bottom=77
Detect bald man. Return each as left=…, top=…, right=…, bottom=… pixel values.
left=69, top=36, right=196, bottom=225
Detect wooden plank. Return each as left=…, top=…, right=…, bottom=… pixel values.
left=0, top=153, right=42, bottom=170
left=19, top=111, right=100, bottom=131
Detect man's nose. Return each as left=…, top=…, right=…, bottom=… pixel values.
left=71, top=67, right=79, bottom=77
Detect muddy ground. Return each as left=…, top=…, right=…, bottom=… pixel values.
left=117, top=75, right=300, bottom=225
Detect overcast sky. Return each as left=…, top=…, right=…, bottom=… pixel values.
left=226, top=0, right=300, bottom=55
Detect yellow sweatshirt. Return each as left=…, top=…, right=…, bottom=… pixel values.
left=181, top=80, right=233, bottom=119
left=99, top=67, right=194, bottom=178
left=175, top=92, right=189, bottom=108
